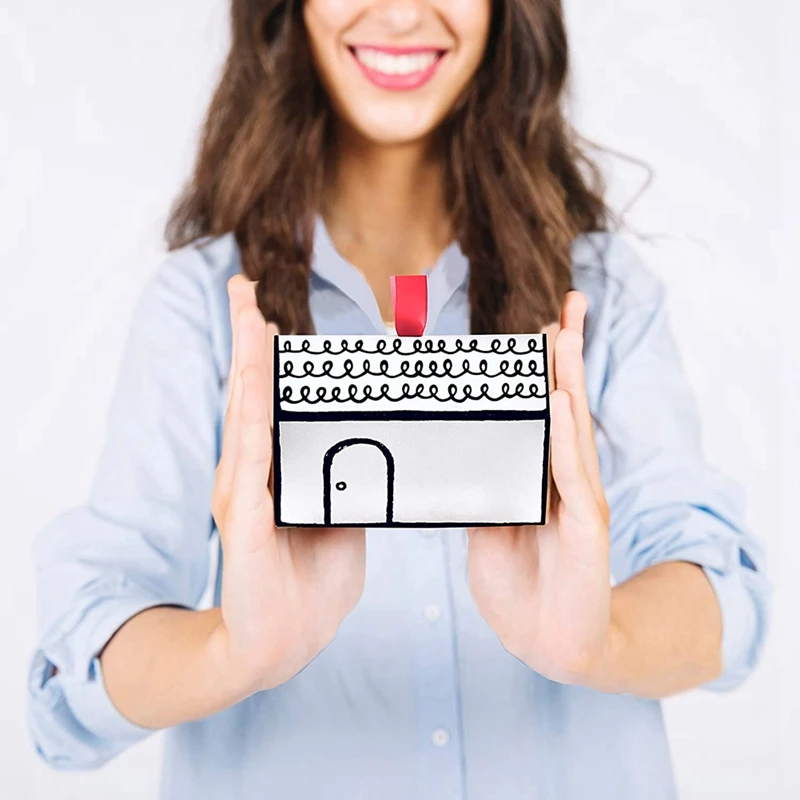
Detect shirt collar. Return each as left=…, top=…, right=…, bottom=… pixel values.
left=311, top=215, right=469, bottom=334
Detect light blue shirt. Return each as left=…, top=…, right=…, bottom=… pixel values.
left=28, top=219, right=769, bottom=799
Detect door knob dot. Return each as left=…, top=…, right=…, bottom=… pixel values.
left=335, top=481, right=347, bottom=491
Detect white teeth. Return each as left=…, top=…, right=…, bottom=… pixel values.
left=354, top=47, right=438, bottom=76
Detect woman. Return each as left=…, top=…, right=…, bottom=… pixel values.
left=28, top=1, right=768, bottom=798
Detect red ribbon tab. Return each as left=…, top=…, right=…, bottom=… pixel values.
left=390, top=275, right=428, bottom=336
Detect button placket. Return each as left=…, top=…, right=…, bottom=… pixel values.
left=410, top=530, right=464, bottom=799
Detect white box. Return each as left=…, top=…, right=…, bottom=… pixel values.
left=273, top=334, right=550, bottom=527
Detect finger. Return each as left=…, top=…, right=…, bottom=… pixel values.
left=214, top=277, right=257, bottom=515
left=560, top=289, right=588, bottom=334
left=264, top=320, right=278, bottom=498
left=539, top=322, right=559, bottom=522
left=226, top=276, right=257, bottom=406
left=549, top=389, right=601, bottom=528
left=541, top=321, right=558, bottom=391
left=226, top=306, right=274, bottom=525
left=265, top=321, right=278, bottom=430
left=554, top=328, right=603, bottom=500
left=554, top=294, right=604, bottom=505
left=231, top=280, right=276, bottom=427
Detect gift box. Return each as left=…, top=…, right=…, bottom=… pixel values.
left=272, top=276, right=551, bottom=527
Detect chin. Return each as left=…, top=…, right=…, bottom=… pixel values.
left=345, top=109, right=445, bottom=147
left=362, top=126, right=437, bottom=146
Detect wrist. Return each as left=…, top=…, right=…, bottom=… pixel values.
left=205, top=613, right=268, bottom=703
left=582, top=617, right=629, bottom=694
left=206, top=612, right=313, bottom=699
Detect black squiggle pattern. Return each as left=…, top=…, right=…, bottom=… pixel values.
left=280, top=382, right=547, bottom=405
left=280, top=336, right=544, bottom=356
left=279, top=357, right=546, bottom=380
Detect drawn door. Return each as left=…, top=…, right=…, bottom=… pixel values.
left=323, top=439, right=395, bottom=526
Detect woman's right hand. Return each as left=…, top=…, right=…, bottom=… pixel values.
left=211, top=276, right=366, bottom=695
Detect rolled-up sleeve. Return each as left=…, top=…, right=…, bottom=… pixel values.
left=28, top=247, right=222, bottom=768
left=583, top=237, right=770, bottom=692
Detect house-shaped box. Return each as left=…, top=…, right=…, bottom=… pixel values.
left=273, top=334, right=550, bottom=528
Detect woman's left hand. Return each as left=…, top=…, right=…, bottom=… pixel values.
left=467, top=291, right=615, bottom=687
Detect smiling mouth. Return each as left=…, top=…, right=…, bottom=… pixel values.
left=348, top=46, right=447, bottom=90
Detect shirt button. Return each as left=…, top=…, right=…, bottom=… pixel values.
left=431, top=728, right=450, bottom=747
left=423, top=604, right=442, bottom=622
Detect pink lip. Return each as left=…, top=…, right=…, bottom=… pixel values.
left=348, top=46, right=446, bottom=91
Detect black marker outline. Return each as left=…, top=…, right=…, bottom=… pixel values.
left=279, top=356, right=546, bottom=381
left=322, top=438, right=395, bottom=526
left=279, top=336, right=545, bottom=356
left=279, top=381, right=547, bottom=406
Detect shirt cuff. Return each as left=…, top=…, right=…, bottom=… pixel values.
left=635, top=536, right=768, bottom=692
left=30, top=648, right=150, bottom=740
left=37, top=592, right=181, bottom=743
left=701, top=563, right=766, bottom=692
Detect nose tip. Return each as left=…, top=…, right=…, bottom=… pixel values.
left=377, top=0, right=426, bottom=33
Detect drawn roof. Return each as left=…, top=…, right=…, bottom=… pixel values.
left=275, top=334, right=549, bottom=414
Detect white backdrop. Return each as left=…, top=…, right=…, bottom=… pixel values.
left=1, top=0, right=796, bottom=798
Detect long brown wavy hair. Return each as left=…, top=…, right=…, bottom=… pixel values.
left=166, top=0, right=610, bottom=334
